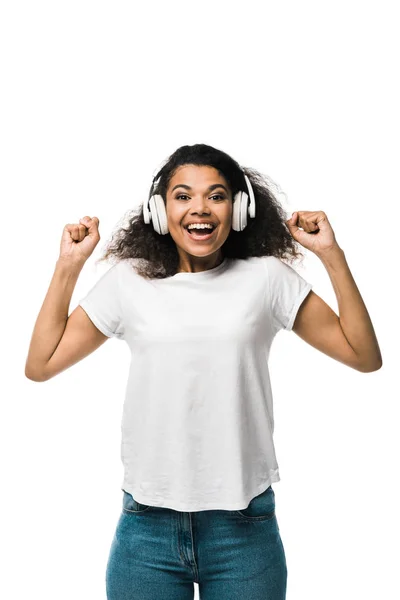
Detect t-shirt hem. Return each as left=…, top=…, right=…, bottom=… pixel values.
left=121, top=472, right=281, bottom=512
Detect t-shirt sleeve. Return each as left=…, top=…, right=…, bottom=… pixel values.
left=78, top=263, right=125, bottom=340
left=264, top=256, right=313, bottom=332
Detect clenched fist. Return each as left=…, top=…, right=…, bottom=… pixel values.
left=59, top=216, right=100, bottom=265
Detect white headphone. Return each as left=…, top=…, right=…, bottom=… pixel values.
left=143, top=167, right=256, bottom=235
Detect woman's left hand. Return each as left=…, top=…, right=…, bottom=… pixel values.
left=285, top=211, right=339, bottom=256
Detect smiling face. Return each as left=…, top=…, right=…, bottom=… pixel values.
left=165, top=164, right=233, bottom=273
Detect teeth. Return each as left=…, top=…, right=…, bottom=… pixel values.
left=187, top=223, right=214, bottom=230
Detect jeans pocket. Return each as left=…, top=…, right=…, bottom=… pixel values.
left=122, top=489, right=151, bottom=514
left=235, top=485, right=276, bottom=521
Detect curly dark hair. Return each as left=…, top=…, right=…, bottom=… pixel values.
left=97, top=143, right=306, bottom=279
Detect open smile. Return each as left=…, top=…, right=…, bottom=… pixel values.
left=184, top=226, right=218, bottom=242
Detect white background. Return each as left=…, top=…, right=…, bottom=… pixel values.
left=1, top=1, right=398, bottom=598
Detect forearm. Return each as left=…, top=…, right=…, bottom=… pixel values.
left=317, top=245, right=382, bottom=371
left=25, top=259, right=84, bottom=379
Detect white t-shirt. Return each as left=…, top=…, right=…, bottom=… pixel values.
left=79, top=255, right=312, bottom=512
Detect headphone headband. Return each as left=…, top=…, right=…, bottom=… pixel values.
left=151, top=164, right=250, bottom=195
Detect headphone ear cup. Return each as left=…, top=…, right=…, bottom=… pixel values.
left=239, top=190, right=249, bottom=230
left=148, top=194, right=169, bottom=235
left=143, top=197, right=151, bottom=225
left=153, top=194, right=169, bottom=235
left=148, top=195, right=160, bottom=234
left=232, top=191, right=249, bottom=231
left=232, top=191, right=242, bottom=231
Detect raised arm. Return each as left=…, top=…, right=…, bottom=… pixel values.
left=286, top=211, right=382, bottom=373
left=24, top=216, right=108, bottom=382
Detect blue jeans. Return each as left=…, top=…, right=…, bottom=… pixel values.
left=106, top=485, right=287, bottom=599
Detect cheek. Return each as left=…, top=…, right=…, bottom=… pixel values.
left=166, top=206, right=184, bottom=224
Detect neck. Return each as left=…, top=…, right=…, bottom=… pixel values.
left=177, top=252, right=224, bottom=273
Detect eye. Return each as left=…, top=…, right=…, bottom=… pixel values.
left=175, top=194, right=225, bottom=201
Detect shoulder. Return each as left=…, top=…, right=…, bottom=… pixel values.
left=237, top=255, right=292, bottom=275
left=107, top=258, right=144, bottom=276
left=259, top=255, right=305, bottom=278
left=225, top=255, right=286, bottom=277
left=88, top=259, right=141, bottom=291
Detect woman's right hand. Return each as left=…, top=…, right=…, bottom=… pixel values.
left=59, top=216, right=101, bottom=265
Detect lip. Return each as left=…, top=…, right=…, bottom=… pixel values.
left=184, top=226, right=217, bottom=242
left=184, top=221, right=216, bottom=227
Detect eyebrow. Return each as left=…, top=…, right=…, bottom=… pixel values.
left=171, top=183, right=229, bottom=193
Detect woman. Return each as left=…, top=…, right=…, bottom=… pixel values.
left=25, top=143, right=382, bottom=600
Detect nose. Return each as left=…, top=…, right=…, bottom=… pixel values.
left=189, top=196, right=212, bottom=215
